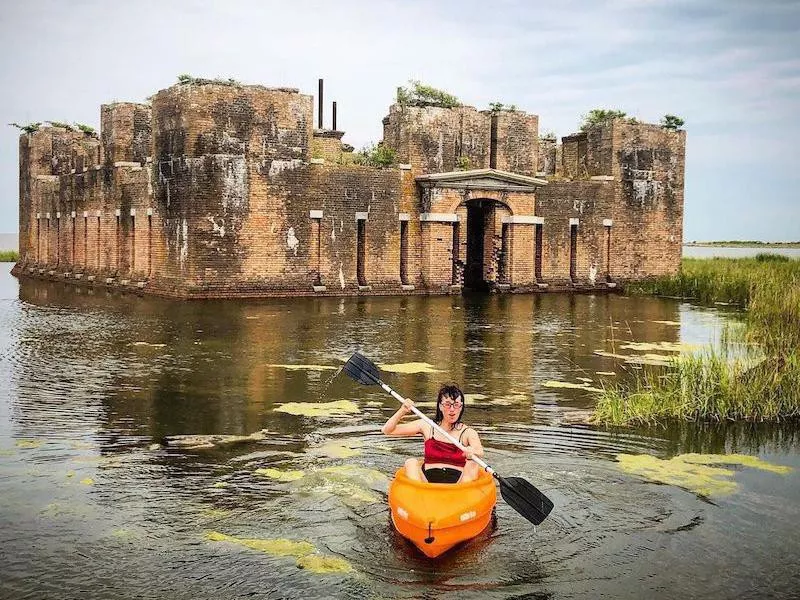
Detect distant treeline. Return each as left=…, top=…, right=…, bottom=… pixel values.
left=685, top=241, right=800, bottom=248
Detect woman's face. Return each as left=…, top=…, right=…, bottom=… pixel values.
left=439, top=394, right=463, bottom=423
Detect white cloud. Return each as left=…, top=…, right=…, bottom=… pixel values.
left=1, top=0, right=798, bottom=240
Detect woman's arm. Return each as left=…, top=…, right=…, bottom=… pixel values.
left=462, top=428, right=484, bottom=460
left=381, top=399, right=424, bottom=437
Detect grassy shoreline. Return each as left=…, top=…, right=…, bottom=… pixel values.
left=594, top=256, right=800, bottom=425
left=0, top=250, right=19, bottom=262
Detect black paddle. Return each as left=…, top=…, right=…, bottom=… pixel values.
left=342, top=351, right=554, bottom=526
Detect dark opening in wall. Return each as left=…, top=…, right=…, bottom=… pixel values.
left=489, top=115, right=499, bottom=169
left=569, top=223, right=578, bottom=281
left=56, top=217, right=60, bottom=266
left=499, top=223, right=510, bottom=283
left=535, top=223, right=543, bottom=282
left=36, top=218, right=40, bottom=263
left=400, top=220, right=409, bottom=285
left=357, top=219, right=366, bottom=287
left=605, top=224, right=612, bottom=281
left=71, top=216, right=75, bottom=266
left=46, top=218, right=50, bottom=264
left=130, top=215, right=136, bottom=273
left=451, top=220, right=460, bottom=285
left=312, top=217, right=322, bottom=286
left=83, top=216, right=88, bottom=271
left=115, top=214, right=120, bottom=273
left=465, top=204, right=486, bottom=290
left=96, top=216, right=100, bottom=270
left=147, top=214, right=152, bottom=277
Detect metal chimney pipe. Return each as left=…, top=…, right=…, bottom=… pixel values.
left=332, top=101, right=337, bottom=131
left=318, top=79, right=323, bottom=129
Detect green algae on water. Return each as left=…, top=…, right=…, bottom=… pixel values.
left=678, top=453, right=792, bottom=475
left=15, top=439, right=42, bottom=449
left=619, top=341, right=698, bottom=353
left=254, top=467, right=306, bottom=481
left=296, top=465, right=388, bottom=505
left=206, top=531, right=353, bottom=574
left=379, top=362, right=442, bottom=374
left=207, top=531, right=315, bottom=557
left=265, top=363, right=338, bottom=371
left=543, top=380, right=604, bottom=393
left=297, top=554, right=354, bottom=574
left=274, top=400, right=359, bottom=417
left=308, top=441, right=361, bottom=459
left=616, top=453, right=792, bottom=497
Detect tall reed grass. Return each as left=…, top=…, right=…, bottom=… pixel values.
left=0, top=250, right=19, bottom=262
left=594, top=257, right=800, bottom=425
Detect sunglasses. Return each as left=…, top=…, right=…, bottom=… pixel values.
left=440, top=400, right=463, bottom=409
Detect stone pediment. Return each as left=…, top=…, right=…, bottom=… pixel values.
left=416, top=168, right=547, bottom=191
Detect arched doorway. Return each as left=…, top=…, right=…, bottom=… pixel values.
left=458, top=198, right=512, bottom=291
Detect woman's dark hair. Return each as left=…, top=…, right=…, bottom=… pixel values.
left=434, top=384, right=466, bottom=425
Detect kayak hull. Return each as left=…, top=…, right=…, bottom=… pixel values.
left=387, top=467, right=497, bottom=558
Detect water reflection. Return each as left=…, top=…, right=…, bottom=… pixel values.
left=2, top=269, right=798, bottom=599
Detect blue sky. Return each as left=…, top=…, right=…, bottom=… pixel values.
left=1, top=0, right=798, bottom=241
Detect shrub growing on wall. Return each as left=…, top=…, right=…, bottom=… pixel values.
left=660, top=114, right=685, bottom=130
left=353, top=142, right=396, bottom=167
left=579, top=109, right=638, bottom=131
left=8, top=122, right=41, bottom=134
left=396, top=80, right=460, bottom=108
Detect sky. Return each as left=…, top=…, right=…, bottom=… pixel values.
left=1, top=0, right=798, bottom=242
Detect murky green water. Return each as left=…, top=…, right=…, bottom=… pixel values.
left=1, top=265, right=798, bottom=599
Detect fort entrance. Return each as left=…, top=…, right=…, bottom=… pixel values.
left=461, top=198, right=511, bottom=291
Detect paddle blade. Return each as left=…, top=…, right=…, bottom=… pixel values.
left=342, top=352, right=382, bottom=386
left=498, top=476, right=554, bottom=525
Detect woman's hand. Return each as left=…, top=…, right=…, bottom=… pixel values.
left=463, top=448, right=475, bottom=461
left=400, top=398, right=415, bottom=415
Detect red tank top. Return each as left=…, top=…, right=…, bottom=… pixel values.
left=423, top=427, right=467, bottom=468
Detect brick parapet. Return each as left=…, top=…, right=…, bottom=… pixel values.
left=101, top=102, right=152, bottom=165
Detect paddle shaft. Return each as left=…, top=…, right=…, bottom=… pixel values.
left=378, top=380, right=495, bottom=476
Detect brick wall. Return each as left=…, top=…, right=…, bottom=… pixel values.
left=536, top=180, right=615, bottom=284
left=14, top=82, right=685, bottom=297
left=101, top=103, right=152, bottom=165
left=494, top=111, right=538, bottom=176
left=612, top=121, right=685, bottom=277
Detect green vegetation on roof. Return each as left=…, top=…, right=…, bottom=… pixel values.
left=396, top=80, right=460, bottom=108
left=177, top=73, right=243, bottom=87
left=579, top=109, right=639, bottom=131
left=487, top=102, right=518, bottom=113
left=353, top=142, right=396, bottom=168
left=661, top=114, right=685, bottom=130
left=8, top=122, right=41, bottom=134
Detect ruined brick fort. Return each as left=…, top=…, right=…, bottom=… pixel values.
left=13, top=79, right=685, bottom=298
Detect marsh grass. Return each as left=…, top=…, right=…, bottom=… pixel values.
left=595, top=258, right=800, bottom=425
left=0, top=250, right=18, bottom=262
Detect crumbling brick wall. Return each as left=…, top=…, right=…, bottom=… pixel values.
left=102, top=103, right=152, bottom=165
left=383, top=105, right=492, bottom=174
left=14, top=81, right=685, bottom=298
left=493, top=111, right=538, bottom=177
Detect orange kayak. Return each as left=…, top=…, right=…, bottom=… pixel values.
left=387, top=467, right=497, bottom=558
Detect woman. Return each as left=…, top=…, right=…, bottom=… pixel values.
left=381, top=384, right=484, bottom=484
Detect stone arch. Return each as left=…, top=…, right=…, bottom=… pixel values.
left=445, top=189, right=519, bottom=215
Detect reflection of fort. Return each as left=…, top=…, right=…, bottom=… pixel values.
left=14, top=80, right=685, bottom=298
left=15, top=277, right=687, bottom=439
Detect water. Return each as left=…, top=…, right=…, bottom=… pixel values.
left=0, top=233, right=17, bottom=251
left=1, top=264, right=798, bottom=599
left=683, top=245, right=800, bottom=259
